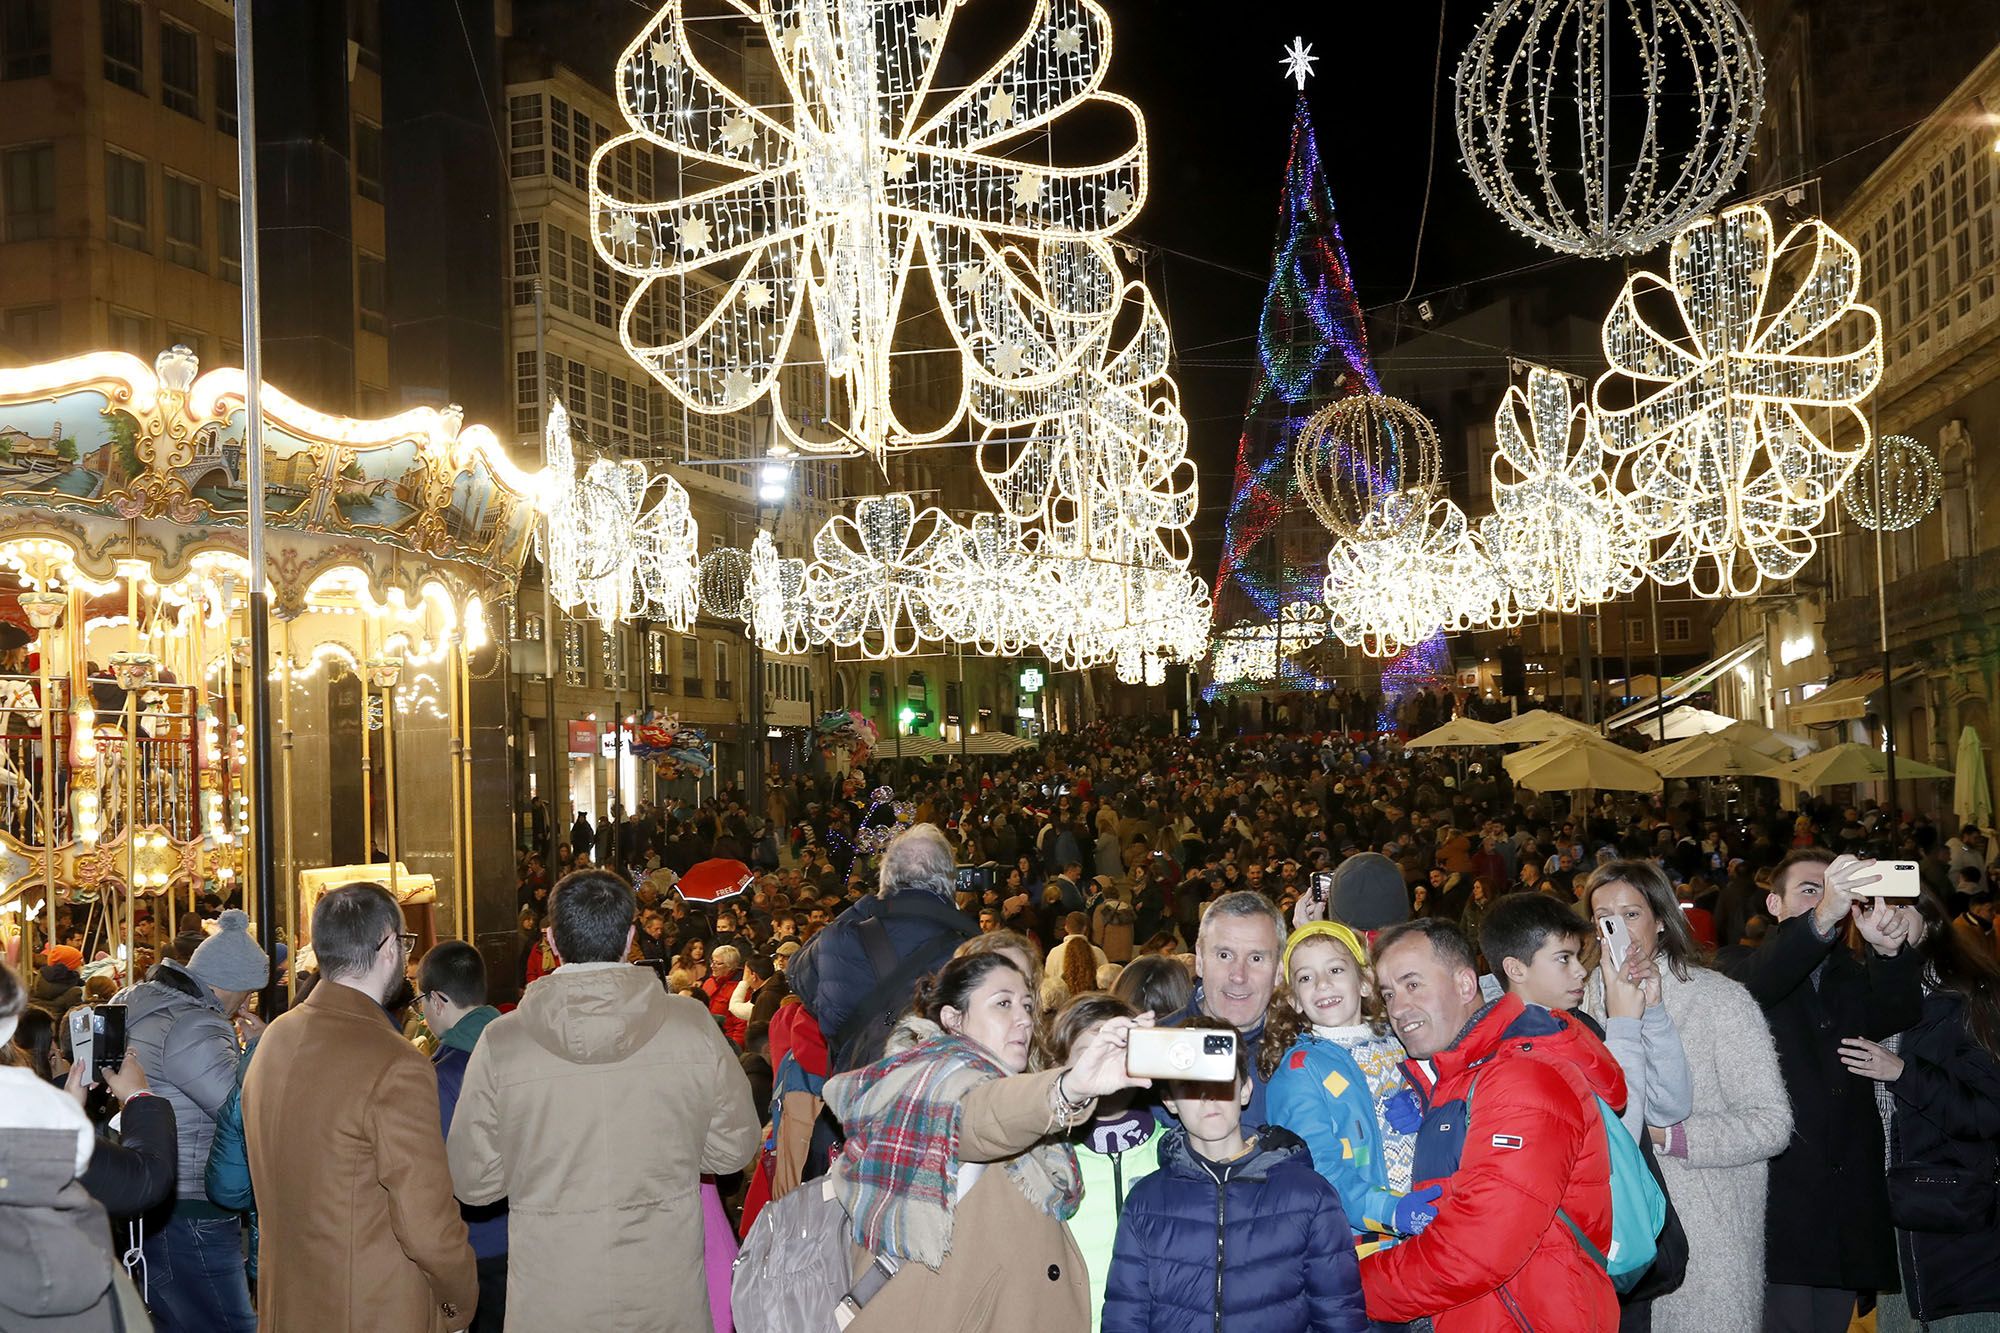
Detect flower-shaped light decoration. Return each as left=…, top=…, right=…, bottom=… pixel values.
left=1841, top=434, right=1941, bottom=533
left=802, top=492, right=956, bottom=657
left=745, top=531, right=817, bottom=654
left=1484, top=368, right=1644, bottom=612
left=541, top=399, right=700, bottom=626
left=927, top=512, right=1049, bottom=656
left=1592, top=203, right=1883, bottom=598
left=593, top=0, right=1148, bottom=469
left=1322, top=497, right=1510, bottom=657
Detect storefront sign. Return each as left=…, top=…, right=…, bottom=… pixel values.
left=567, top=720, right=599, bottom=755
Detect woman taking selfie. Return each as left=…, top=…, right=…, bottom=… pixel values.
left=821, top=952, right=1151, bottom=1333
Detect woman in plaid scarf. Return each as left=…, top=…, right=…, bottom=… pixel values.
left=822, top=951, right=1153, bottom=1333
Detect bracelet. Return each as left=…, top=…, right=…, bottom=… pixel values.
left=1052, top=1070, right=1091, bottom=1122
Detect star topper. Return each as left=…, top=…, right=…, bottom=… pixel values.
left=1281, top=37, right=1317, bottom=91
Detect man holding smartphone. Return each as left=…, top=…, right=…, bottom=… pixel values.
left=1717, top=849, right=1924, bottom=1332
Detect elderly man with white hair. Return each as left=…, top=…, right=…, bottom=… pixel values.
left=789, top=823, right=980, bottom=1073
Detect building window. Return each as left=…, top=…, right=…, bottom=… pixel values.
left=514, top=348, right=539, bottom=436
left=353, top=119, right=383, bottom=203
left=520, top=612, right=543, bottom=642
left=2, top=142, right=51, bottom=241
left=159, top=19, right=198, bottom=117
left=714, top=640, right=732, bottom=699
left=104, top=149, right=147, bottom=250
left=218, top=193, right=241, bottom=283
left=1, top=0, right=51, bottom=81
left=561, top=621, right=586, bottom=687
left=3, top=303, right=54, bottom=356
left=350, top=0, right=380, bottom=73
left=508, top=94, right=543, bottom=177
left=163, top=172, right=202, bottom=270
left=1662, top=616, right=1691, bottom=644
left=108, top=306, right=150, bottom=359
left=357, top=251, right=386, bottom=335
left=646, top=631, right=668, bottom=689
left=600, top=627, right=626, bottom=690
left=214, top=48, right=236, bottom=135
left=549, top=96, right=572, bottom=184
left=511, top=221, right=539, bottom=306
left=544, top=222, right=570, bottom=312
left=682, top=635, right=703, bottom=696
left=1625, top=621, right=1647, bottom=645
left=165, top=324, right=201, bottom=361
left=100, top=0, right=142, bottom=91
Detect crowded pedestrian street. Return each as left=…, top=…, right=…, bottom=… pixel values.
left=4, top=0, right=2000, bottom=1330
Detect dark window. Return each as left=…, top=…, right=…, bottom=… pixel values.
left=105, top=149, right=146, bottom=250
left=3, top=303, right=54, bottom=356
left=511, top=221, right=538, bottom=306
left=350, top=0, right=380, bottom=73
left=357, top=251, right=386, bottom=335
left=218, top=193, right=241, bottom=283
left=164, top=172, right=202, bottom=269
left=353, top=120, right=382, bottom=203
left=515, top=348, right=538, bottom=435
left=108, top=306, right=150, bottom=358
left=508, top=94, right=543, bottom=178
left=3, top=143, right=52, bottom=241
left=100, top=0, right=142, bottom=91
left=159, top=20, right=198, bottom=117
left=1, top=0, right=51, bottom=81
left=214, top=48, right=236, bottom=135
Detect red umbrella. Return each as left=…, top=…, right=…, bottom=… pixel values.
left=676, top=857, right=755, bottom=904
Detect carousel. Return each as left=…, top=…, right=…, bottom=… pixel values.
left=0, top=346, right=537, bottom=977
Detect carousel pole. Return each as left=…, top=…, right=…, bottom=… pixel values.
left=360, top=616, right=374, bottom=862
left=26, top=595, right=57, bottom=982
left=447, top=630, right=468, bottom=939
left=383, top=658, right=399, bottom=904
left=123, top=579, right=137, bottom=967
left=459, top=635, right=476, bottom=937
left=279, top=618, right=296, bottom=961
left=232, top=9, right=279, bottom=1012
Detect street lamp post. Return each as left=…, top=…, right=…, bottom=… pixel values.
left=749, top=451, right=790, bottom=799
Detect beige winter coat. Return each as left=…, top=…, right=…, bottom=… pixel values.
left=447, top=961, right=759, bottom=1333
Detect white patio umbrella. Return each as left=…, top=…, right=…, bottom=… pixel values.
left=1407, top=716, right=1511, bottom=748
left=1955, top=726, right=1993, bottom=830
left=1645, top=731, right=1786, bottom=780
left=1769, top=743, right=1953, bottom=792
left=1493, top=709, right=1598, bottom=744
left=1503, top=734, right=1664, bottom=793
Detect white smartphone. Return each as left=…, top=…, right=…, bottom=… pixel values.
left=1867, top=861, right=1922, bottom=900
left=1126, top=1026, right=1238, bottom=1083
left=1598, top=915, right=1630, bottom=972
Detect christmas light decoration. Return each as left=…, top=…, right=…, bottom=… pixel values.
left=745, top=530, right=817, bottom=654
left=802, top=492, right=955, bottom=658
left=1841, top=434, right=1941, bottom=532
left=1594, top=203, right=1884, bottom=597
left=540, top=399, right=700, bottom=626
left=1483, top=367, right=1643, bottom=611
left=593, top=0, right=1148, bottom=467
left=1210, top=86, right=1380, bottom=692
left=697, top=546, right=755, bottom=622
left=1294, top=394, right=1444, bottom=540
left=1454, top=0, right=1765, bottom=256
left=926, top=512, right=1048, bottom=656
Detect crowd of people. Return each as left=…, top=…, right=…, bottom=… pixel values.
left=5, top=710, right=2000, bottom=1333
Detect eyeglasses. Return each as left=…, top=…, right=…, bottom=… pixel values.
left=378, top=930, right=418, bottom=953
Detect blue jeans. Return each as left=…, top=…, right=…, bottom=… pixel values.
left=142, top=1213, right=257, bottom=1333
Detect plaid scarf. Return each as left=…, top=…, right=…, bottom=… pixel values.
left=823, top=1017, right=1082, bottom=1269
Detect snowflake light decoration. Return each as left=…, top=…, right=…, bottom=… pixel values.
left=1455, top=0, right=1765, bottom=256
left=926, top=512, right=1048, bottom=656
left=593, top=0, right=1148, bottom=467
left=746, top=530, right=817, bottom=654
left=802, top=492, right=956, bottom=657
left=1841, top=434, right=1941, bottom=532
left=540, top=399, right=699, bottom=627
left=1320, top=496, right=1516, bottom=656
left=1483, top=367, right=1643, bottom=612
left=1593, top=203, right=1883, bottom=597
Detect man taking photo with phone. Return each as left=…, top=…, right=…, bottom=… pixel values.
left=1717, top=849, right=1924, bottom=1332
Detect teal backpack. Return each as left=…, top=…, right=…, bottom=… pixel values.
left=1467, top=1074, right=1666, bottom=1292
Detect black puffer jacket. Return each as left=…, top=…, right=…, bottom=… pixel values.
left=1886, top=990, right=2000, bottom=1323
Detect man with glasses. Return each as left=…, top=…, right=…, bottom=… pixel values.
left=244, top=882, right=478, bottom=1332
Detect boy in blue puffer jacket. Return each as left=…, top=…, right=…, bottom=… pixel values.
left=1102, top=1016, right=1369, bottom=1333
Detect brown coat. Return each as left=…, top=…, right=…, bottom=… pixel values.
left=446, top=961, right=759, bottom=1333
left=847, top=1068, right=1091, bottom=1333
left=243, top=978, right=477, bottom=1332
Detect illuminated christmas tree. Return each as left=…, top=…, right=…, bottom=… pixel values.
left=1207, top=86, right=1378, bottom=696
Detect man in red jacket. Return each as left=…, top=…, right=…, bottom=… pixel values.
left=1360, top=917, right=1624, bottom=1332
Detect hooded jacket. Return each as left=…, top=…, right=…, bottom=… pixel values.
left=1358, top=995, right=1625, bottom=1333
left=0, top=1098, right=137, bottom=1333
left=446, top=961, right=760, bottom=1333
left=1101, top=1123, right=1368, bottom=1333
left=431, top=1005, right=506, bottom=1262
left=1069, top=1106, right=1165, bottom=1333
left=117, top=958, right=242, bottom=1203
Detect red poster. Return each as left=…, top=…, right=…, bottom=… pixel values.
left=567, top=720, right=599, bottom=755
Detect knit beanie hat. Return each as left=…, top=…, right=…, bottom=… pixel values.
left=1330, top=853, right=1411, bottom=931
left=187, top=909, right=270, bottom=992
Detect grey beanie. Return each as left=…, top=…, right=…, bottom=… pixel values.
left=188, top=909, right=271, bottom=992
left=1331, top=853, right=1411, bottom=931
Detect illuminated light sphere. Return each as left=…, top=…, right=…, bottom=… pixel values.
left=697, top=547, right=754, bottom=621
left=1594, top=203, right=1883, bottom=598
left=593, top=0, right=1148, bottom=468
left=1294, top=394, right=1443, bottom=540
left=1841, top=435, right=1941, bottom=533
left=1454, top=0, right=1765, bottom=257
left=802, top=493, right=955, bottom=659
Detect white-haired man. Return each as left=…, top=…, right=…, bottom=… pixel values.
left=790, top=822, right=979, bottom=1072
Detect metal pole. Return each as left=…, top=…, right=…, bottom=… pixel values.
left=1873, top=433, right=1898, bottom=802
left=30, top=617, right=53, bottom=981
left=383, top=666, right=398, bottom=904
left=957, top=642, right=968, bottom=764
left=1649, top=578, right=1666, bottom=744
left=535, top=280, right=561, bottom=876
left=279, top=619, right=296, bottom=960
left=360, top=618, right=373, bottom=859
left=233, top=10, right=278, bottom=1008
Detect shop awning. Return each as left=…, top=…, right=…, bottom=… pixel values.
left=1788, top=664, right=1922, bottom=726
left=1604, top=638, right=1764, bottom=734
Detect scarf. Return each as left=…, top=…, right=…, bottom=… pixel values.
left=823, top=1016, right=1082, bottom=1269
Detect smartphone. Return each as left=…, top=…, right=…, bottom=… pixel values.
left=1598, top=916, right=1630, bottom=973
left=1311, top=871, right=1333, bottom=903
left=66, top=1002, right=126, bottom=1079
left=1867, top=861, right=1922, bottom=900
left=1126, top=1026, right=1238, bottom=1083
